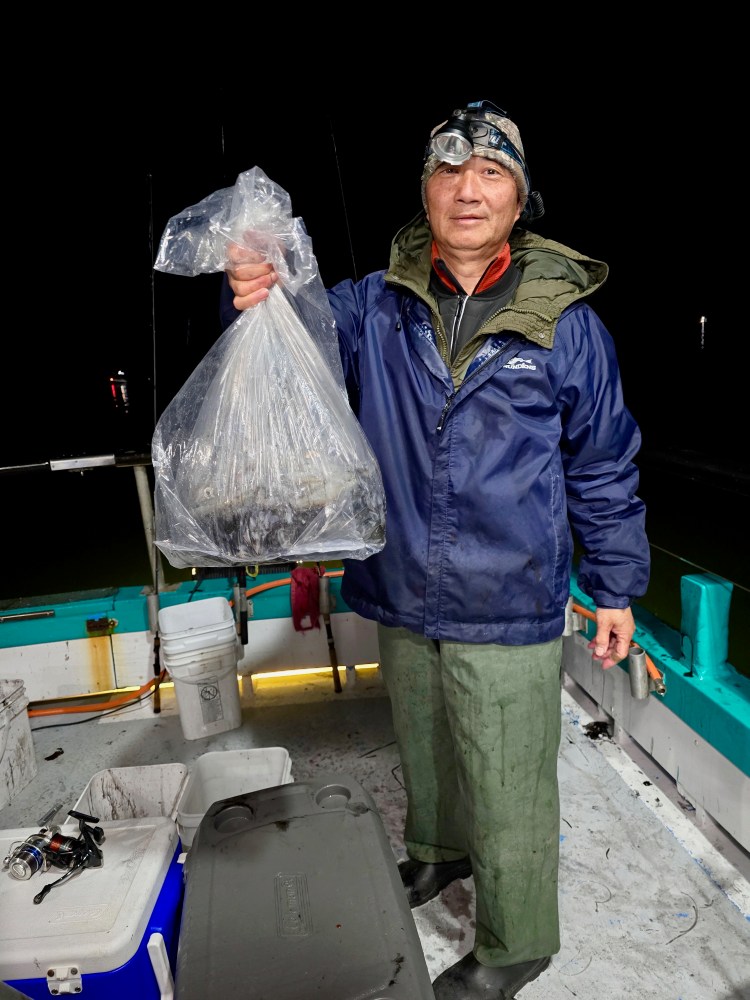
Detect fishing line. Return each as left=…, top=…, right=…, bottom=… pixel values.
left=649, top=542, right=749, bottom=594
left=329, top=117, right=359, bottom=282
left=148, top=170, right=158, bottom=440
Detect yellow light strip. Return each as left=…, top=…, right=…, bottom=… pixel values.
left=29, top=664, right=381, bottom=709
left=250, top=664, right=380, bottom=681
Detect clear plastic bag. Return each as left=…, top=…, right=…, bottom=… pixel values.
left=151, top=167, right=386, bottom=568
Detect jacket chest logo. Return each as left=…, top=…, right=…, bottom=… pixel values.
left=503, top=357, right=537, bottom=371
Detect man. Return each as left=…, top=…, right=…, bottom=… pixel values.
left=222, top=100, right=650, bottom=999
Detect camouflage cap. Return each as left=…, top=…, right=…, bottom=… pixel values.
left=421, top=109, right=529, bottom=212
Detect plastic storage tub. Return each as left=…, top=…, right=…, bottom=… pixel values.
left=62, top=763, right=188, bottom=834
left=175, top=748, right=292, bottom=848
left=0, top=679, right=37, bottom=811
left=173, top=774, right=434, bottom=999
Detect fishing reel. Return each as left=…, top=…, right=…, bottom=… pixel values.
left=2, top=810, right=105, bottom=904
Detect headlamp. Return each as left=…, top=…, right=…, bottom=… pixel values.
left=426, top=100, right=544, bottom=222
left=429, top=101, right=526, bottom=172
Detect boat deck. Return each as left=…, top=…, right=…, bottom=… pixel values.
left=1, top=667, right=748, bottom=1000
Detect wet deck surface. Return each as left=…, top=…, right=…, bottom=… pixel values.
left=2, top=667, right=748, bottom=999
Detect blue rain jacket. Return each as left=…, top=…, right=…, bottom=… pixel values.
left=221, top=213, right=650, bottom=644
left=329, top=215, right=649, bottom=644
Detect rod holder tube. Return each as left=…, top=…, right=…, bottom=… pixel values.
left=629, top=645, right=650, bottom=700
left=318, top=575, right=332, bottom=616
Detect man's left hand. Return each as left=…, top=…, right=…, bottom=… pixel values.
left=588, top=607, right=635, bottom=669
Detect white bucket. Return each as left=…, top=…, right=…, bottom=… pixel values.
left=158, top=597, right=236, bottom=649
left=161, top=637, right=241, bottom=671
left=0, top=679, right=37, bottom=810
left=160, top=623, right=237, bottom=657
left=175, top=748, right=292, bottom=848
left=167, top=643, right=242, bottom=741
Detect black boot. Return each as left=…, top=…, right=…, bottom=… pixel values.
left=397, top=857, right=473, bottom=908
left=432, top=952, right=551, bottom=999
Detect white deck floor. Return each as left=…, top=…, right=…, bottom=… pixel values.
left=1, top=667, right=748, bottom=1000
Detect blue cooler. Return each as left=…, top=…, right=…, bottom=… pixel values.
left=0, top=817, right=183, bottom=999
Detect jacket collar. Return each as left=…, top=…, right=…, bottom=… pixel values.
left=431, top=241, right=513, bottom=295
left=385, top=212, right=609, bottom=349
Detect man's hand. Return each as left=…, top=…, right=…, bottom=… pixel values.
left=587, top=606, right=635, bottom=669
left=226, top=244, right=279, bottom=310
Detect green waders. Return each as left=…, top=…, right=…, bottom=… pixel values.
left=377, top=624, right=562, bottom=966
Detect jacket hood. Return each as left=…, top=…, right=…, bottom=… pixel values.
left=385, top=212, right=609, bottom=348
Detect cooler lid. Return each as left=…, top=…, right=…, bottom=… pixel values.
left=0, top=816, right=179, bottom=980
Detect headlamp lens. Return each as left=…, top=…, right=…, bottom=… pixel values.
left=430, top=129, right=473, bottom=165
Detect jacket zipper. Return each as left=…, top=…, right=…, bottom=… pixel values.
left=436, top=395, right=455, bottom=433
left=436, top=334, right=522, bottom=434
left=449, top=294, right=468, bottom=360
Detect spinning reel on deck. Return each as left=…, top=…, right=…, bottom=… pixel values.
left=2, top=809, right=105, bottom=904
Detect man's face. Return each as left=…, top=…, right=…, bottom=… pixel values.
left=425, top=155, right=522, bottom=256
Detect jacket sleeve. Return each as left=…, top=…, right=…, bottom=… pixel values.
left=557, top=305, right=650, bottom=608
left=326, top=273, right=390, bottom=413
left=219, top=274, right=241, bottom=330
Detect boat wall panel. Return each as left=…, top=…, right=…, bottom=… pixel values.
left=563, top=630, right=750, bottom=852
left=0, top=595, right=121, bottom=648
left=0, top=637, right=116, bottom=701
left=0, top=612, right=380, bottom=702
left=111, top=631, right=158, bottom=689
left=236, top=613, right=380, bottom=676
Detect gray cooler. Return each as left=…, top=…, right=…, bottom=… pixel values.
left=174, top=774, right=435, bottom=999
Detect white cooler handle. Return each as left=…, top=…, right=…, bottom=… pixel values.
left=147, top=932, right=174, bottom=1000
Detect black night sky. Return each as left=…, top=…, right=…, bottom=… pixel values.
left=5, top=85, right=734, bottom=466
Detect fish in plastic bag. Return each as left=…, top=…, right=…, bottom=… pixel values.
left=151, top=166, right=386, bottom=567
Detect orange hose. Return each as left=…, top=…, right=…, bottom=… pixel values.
left=245, top=576, right=292, bottom=595
left=243, top=568, right=343, bottom=599
left=28, top=670, right=168, bottom=718
left=571, top=603, right=663, bottom=682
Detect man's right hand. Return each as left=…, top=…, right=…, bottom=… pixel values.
left=226, top=245, right=279, bottom=310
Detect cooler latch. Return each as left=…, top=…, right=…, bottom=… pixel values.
left=46, top=964, right=83, bottom=995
